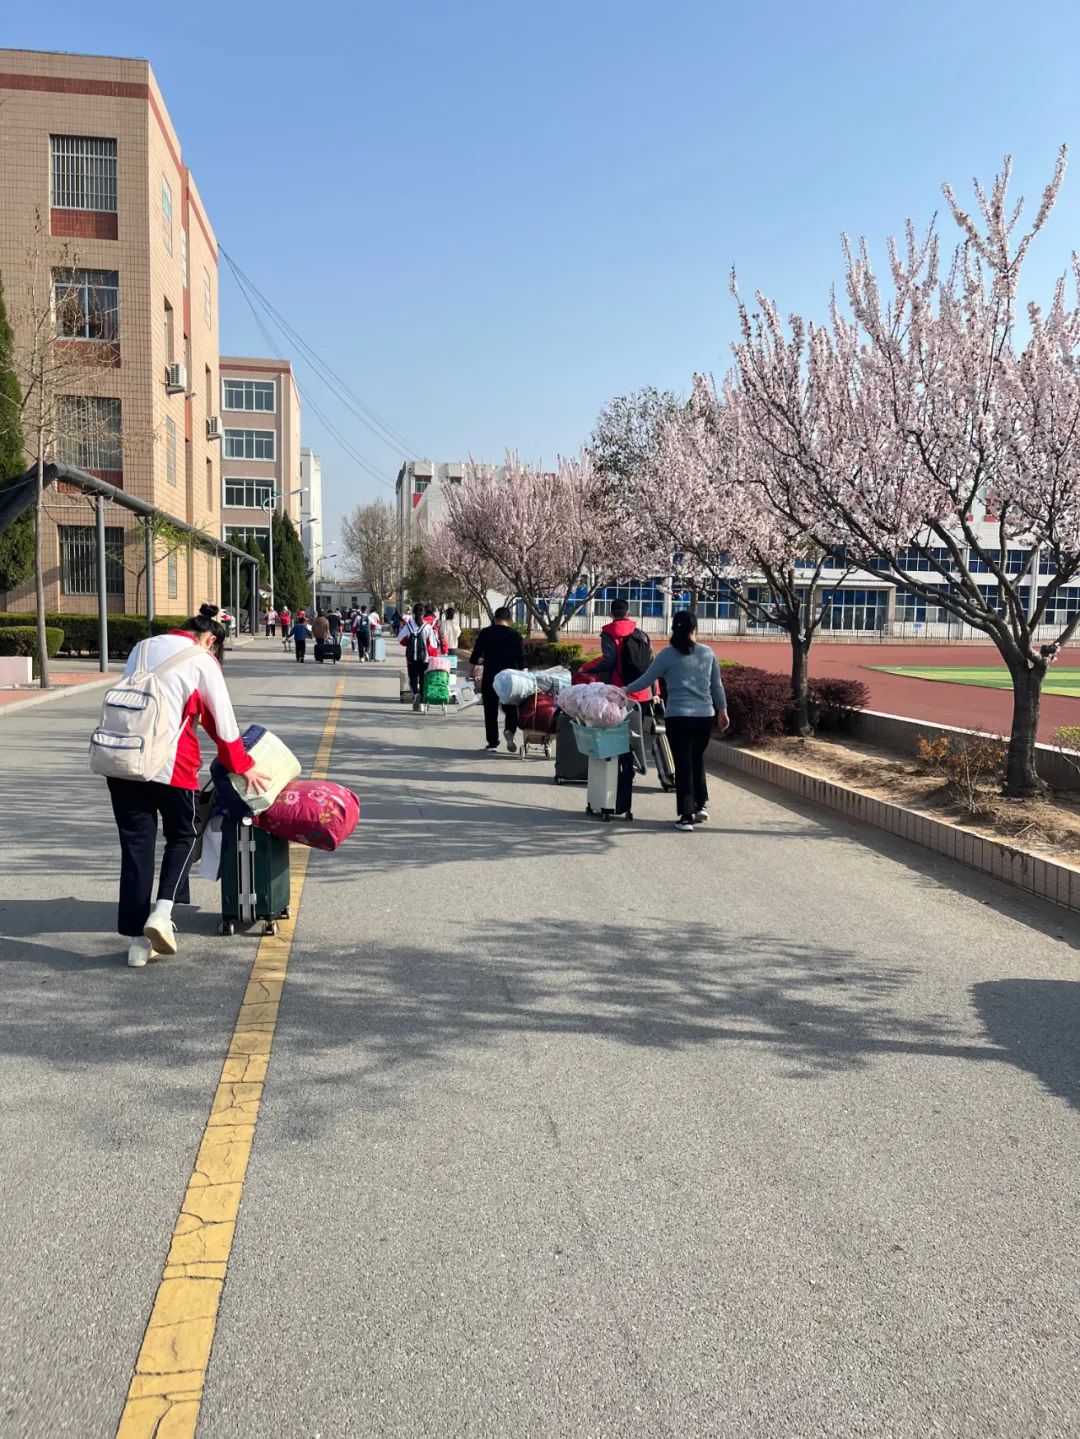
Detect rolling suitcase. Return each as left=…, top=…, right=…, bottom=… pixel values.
left=650, top=704, right=677, bottom=792
left=219, top=818, right=291, bottom=936
left=331, top=639, right=342, bottom=663
left=373, top=635, right=386, bottom=662
left=554, top=711, right=589, bottom=784
left=585, top=752, right=634, bottom=821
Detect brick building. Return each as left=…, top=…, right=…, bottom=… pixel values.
left=0, top=48, right=222, bottom=615
left=218, top=357, right=304, bottom=573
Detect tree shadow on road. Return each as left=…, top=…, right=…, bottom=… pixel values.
left=971, top=979, right=1080, bottom=1110
left=269, top=919, right=1009, bottom=1138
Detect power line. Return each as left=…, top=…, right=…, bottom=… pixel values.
left=220, top=247, right=420, bottom=459
left=225, top=260, right=396, bottom=491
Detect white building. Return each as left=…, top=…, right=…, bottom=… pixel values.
left=300, top=447, right=323, bottom=590
left=394, top=459, right=464, bottom=598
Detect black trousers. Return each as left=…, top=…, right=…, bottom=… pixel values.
left=666, top=715, right=713, bottom=818
left=107, top=778, right=199, bottom=937
left=482, top=687, right=519, bottom=747
left=295, top=639, right=306, bottom=661
left=407, top=658, right=427, bottom=695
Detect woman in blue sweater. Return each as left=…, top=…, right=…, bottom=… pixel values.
left=623, top=611, right=728, bottom=831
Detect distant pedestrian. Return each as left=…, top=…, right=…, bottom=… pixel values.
left=399, top=603, right=439, bottom=710
left=442, top=606, right=461, bottom=659
left=264, top=606, right=278, bottom=638
left=312, top=612, right=331, bottom=662
left=279, top=606, right=291, bottom=644
left=292, top=617, right=311, bottom=662
left=618, top=611, right=728, bottom=831
left=469, top=607, right=525, bottom=752
left=354, top=606, right=371, bottom=660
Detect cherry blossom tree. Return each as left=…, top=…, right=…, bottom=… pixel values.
left=733, top=148, right=1080, bottom=796
left=445, top=451, right=662, bottom=642
left=645, top=374, right=849, bottom=734
left=422, top=520, right=500, bottom=623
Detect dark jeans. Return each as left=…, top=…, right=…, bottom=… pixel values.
left=107, top=778, right=199, bottom=937
left=666, top=715, right=713, bottom=818
left=357, top=632, right=370, bottom=658
left=407, top=658, right=427, bottom=695
left=482, top=687, right=518, bottom=747
left=295, top=639, right=306, bottom=661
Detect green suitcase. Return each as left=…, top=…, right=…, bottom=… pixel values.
left=220, top=819, right=291, bottom=936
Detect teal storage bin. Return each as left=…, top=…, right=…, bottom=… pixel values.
left=571, top=719, right=631, bottom=758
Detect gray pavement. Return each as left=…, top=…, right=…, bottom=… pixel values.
left=2, top=639, right=1080, bottom=1437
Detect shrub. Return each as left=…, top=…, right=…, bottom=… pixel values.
left=524, top=638, right=583, bottom=669
left=0, top=613, right=190, bottom=657
left=917, top=730, right=1007, bottom=812
left=0, top=625, right=64, bottom=677
left=722, top=666, right=790, bottom=741
left=807, top=677, right=870, bottom=732
left=457, top=627, right=478, bottom=653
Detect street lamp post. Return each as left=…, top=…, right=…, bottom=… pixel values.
left=260, top=485, right=307, bottom=607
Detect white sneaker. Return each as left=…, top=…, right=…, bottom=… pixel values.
left=674, top=818, right=695, bottom=833
left=127, top=937, right=156, bottom=968
left=144, top=913, right=178, bottom=955
left=504, top=728, right=518, bottom=753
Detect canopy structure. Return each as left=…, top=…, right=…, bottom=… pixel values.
left=0, top=462, right=261, bottom=671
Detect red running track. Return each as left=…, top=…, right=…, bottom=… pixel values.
left=576, top=636, right=1080, bottom=739
left=710, top=641, right=1080, bottom=741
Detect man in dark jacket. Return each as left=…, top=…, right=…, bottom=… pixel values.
left=469, top=608, right=526, bottom=751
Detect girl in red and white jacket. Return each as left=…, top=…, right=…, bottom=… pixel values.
left=109, top=604, right=271, bottom=968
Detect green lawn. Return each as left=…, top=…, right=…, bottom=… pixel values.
left=873, top=665, right=1080, bottom=697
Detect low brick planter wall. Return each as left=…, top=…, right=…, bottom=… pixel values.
left=707, top=737, right=1080, bottom=915
left=852, top=709, right=1080, bottom=792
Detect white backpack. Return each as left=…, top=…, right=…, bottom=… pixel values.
left=88, top=640, right=194, bottom=781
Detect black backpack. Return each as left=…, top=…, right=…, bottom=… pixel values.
left=357, top=613, right=370, bottom=635
left=619, top=629, right=653, bottom=687
left=406, top=623, right=427, bottom=663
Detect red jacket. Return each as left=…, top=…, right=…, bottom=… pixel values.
left=600, top=618, right=653, bottom=703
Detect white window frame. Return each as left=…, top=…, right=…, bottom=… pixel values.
left=221, top=379, right=276, bottom=413
left=223, top=428, right=276, bottom=461
left=52, top=268, right=119, bottom=342
left=223, top=477, right=275, bottom=509
left=161, top=175, right=173, bottom=254
left=203, top=268, right=212, bottom=327
left=165, top=415, right=177, bottom=486
left=56, top=396, right=123, bottom=472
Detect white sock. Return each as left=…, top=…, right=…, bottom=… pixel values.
left=150, top=899, right=174, bottom=921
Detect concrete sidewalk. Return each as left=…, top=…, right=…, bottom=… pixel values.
left=2, top=638, right=1080, bottom=1437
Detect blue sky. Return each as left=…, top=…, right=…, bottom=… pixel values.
left=8, top=0, right=1080, bottom=557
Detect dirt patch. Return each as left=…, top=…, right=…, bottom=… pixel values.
left=744, top=733, right=1080, bottom=868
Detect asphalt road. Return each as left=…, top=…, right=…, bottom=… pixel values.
left=2, top=640, right=1079, bottom=1438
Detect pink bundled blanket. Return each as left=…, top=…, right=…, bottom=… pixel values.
left=555, top=682, right=632, bottom=728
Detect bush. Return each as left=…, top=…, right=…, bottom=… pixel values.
left=0, top=625, right=64, bottom=677
left=457, top=627, right=478, bottom=653
left=523, top=639, right=583, bottom=669
left=722, top=666, right=791, bottom=741
left=807, top=677, right=870, bottom=732
left=917, top=730, right=1007, bottom=812
left=0, top=613, right=190, bottom=657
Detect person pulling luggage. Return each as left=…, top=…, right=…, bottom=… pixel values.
left=617, top=610, right=728, bottom=831
left=90, top=604, right=272, bottom=967
left=399, top=604, right=439, bottom=709
left=469, top=608, right=526, bottom=751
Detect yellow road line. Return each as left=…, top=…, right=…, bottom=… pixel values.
left=115, top=674, right=347, bottom=1439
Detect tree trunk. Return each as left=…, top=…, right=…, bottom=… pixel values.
left=789, top=629, right=812, bottom=736
left=34, top=445, right=49, bottom=690
left=1005, top=661, right=1046, bottom=797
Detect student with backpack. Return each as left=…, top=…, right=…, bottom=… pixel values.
left=90, top=604, right=272, bottom=967
left=399, top=603, right=439, bottom=710
left=597, top=598, right=655, bottom=707
left=354, top=605, right=371, bottom=661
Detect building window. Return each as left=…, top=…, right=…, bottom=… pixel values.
left=53, top=268, right=119, bottom=342
left=56, top=396, right=123, bottom=473
left=414, top=477, right=431, bottom=495
left=744, top=584, right=810, bottom=628
left=224, top=525, right=269, bottom=552
left=51, top=136, right=117, bottom=212
left=224, top=478, right=274, bottom=509
left=168, top=550, right=178, bottom=599
left=203, top=269, right=212, bottom=327
left=165, top=415, right=177, bottom=486
left=1039, top=587, right=1080, bottom=626
left=164, top=299, right=175, bottom=364
left=898, top=545, right=953, bottom=573
left=180, top=227, right=189, bottom=288
left=594, top=579, right=666, bottom=620
left=59, top=525, right=124, bottom=595
left=161, top=176, right=173, bottom=254
left=222, top=380, right=275, bottom=412
left=695, top=582, right=739, bottom=620
left=224, top=428, right=275, bottom=460
left=207, top=458, right=214, bottom=511
left=819, top=588, right=889, bottom=632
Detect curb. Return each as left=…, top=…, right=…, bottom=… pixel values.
left=707, top=737, right=1080, bottom=916
left=0, top=672, right=114, bottom=718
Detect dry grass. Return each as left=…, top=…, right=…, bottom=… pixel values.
left=749, top=734, right=1080, bottom=868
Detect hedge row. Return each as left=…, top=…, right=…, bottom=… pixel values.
left=0, top=613, right=191, bottom=658
left=723, top=666, right=870, bottom=740
left=0, top=626, right=64, bottom=677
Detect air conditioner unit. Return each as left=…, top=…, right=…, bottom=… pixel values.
left=206, top=415, right=222, bottom=441
left=166, top=361, right=187, bottom=394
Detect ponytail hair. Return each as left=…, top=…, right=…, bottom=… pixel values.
left=183, top=602, right=227, bottom=660
left=670, top=610, right=697, bottom=655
